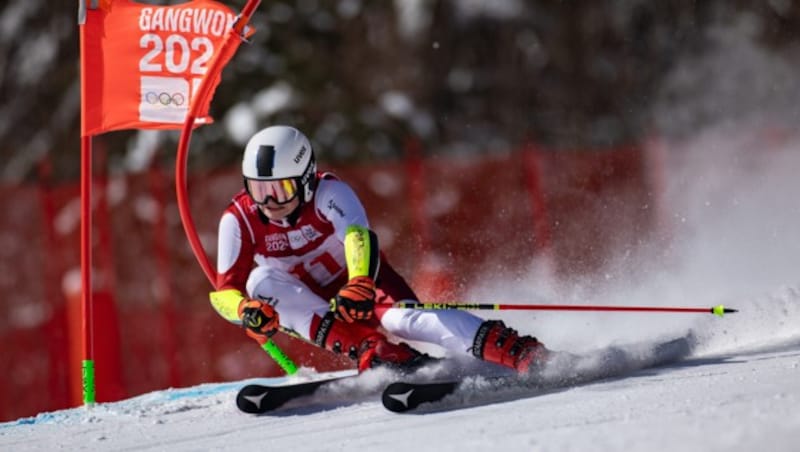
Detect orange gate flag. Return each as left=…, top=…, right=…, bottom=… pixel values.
left=81, top=0, right=246, bottom=136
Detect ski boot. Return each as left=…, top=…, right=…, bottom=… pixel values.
left=357, top=333, right=436, bottom=372
left=311, top=312, right=432, bottom=372
left=472, top=320, right=549, bottom=374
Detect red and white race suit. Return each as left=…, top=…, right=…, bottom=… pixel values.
left=216, top=174, right=482, bottom=354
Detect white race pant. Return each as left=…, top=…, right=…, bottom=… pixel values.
left=246, top=266, right=484, bottom=355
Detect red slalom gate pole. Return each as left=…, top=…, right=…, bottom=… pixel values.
left=393, top=302, right=738, bottom=317
left=174, top=0, right=297, bottom=375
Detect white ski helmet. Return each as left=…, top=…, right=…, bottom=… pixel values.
left=242, top=125, right=317, bottom=205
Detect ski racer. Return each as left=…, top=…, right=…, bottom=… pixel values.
left=210, top=125, right=547, bottom=373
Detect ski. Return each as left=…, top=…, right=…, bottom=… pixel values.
left=381, top=380, right=460, bottom=413
left=236, top=376, right=351, bottom=414
left=382, top=335, right=697, bottom=413
left=235, top=357, right=444, bottom=414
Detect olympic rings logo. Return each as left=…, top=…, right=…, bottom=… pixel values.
left=144, top=91, right=186, bottom=106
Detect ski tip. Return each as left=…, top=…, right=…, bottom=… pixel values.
left=382, top=382, right=417, bottom=413
left=236, top=385, right=272, bottom=414
left=382, top=381, right=459, bottom=413
left=711, top=305, right=738, bottom=317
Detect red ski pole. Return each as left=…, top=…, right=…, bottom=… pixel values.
left=393, top=302, right=737, bottom=317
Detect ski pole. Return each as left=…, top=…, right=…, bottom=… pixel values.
left=261, top=339, right=297, bottom=375
left=209, top=292, right=299, bottom=375
left=393, top=302, right=737, bottom=317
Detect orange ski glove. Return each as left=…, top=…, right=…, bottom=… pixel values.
left=333, top=276, right=376, bottom=323
left=238, top=299, right=280, bottom=341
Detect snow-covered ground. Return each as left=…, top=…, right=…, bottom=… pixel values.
left=2, top=127, right=799, bottom=451
left=0, top=334, right=800, bottom=451
left=1, top=337, right=798, bottom=451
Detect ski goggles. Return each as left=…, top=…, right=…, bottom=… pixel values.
left=245, top=178, right=299, bottom=205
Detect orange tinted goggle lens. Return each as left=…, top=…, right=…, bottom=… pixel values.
left=246, top=178, right=298, bottom=205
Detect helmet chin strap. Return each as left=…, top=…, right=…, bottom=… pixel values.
left=284, top=204, right=302, bottom=226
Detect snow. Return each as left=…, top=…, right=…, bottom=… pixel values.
left=2, top=343, right=799, bottom=451
left=2, top=125, right=799, bottom=450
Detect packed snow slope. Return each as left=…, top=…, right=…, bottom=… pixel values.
left=3, top=128, right=800, bottom=451
left=1, top=340, right=799, bottom=452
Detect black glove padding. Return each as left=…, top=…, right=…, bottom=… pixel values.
left=238, top=299, right=279, bottom=339
left=334, top=276, right=376, bottom=323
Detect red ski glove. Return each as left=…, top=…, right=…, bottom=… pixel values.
left=238, top=299, right=279, bottom=341
left=334, top=276, right=376, bottom=323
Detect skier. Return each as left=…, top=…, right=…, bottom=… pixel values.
left=210, top=125, right=547, bottom=374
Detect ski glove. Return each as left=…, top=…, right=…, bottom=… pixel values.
left=334, top=276, right=376, bottom=323
left=238, top=299, right=279, bottom=340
